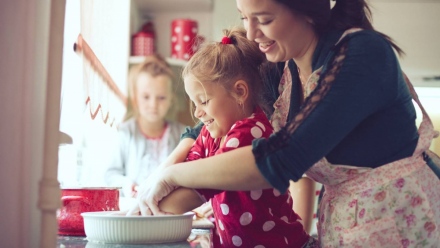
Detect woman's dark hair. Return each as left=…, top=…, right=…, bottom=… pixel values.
left=275, top=0, right=404, bottom=56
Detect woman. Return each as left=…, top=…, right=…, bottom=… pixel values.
left=132, top=0, right=440, bottom=246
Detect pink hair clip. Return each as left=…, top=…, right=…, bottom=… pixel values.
left=221, top=36, right=232, bottom=44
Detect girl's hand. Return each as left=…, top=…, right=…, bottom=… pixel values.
left=123, top=182, right=138, bottom=198
left=126, top=167, right=177, bottom=216
left=194, top=200, right=214, bottom=219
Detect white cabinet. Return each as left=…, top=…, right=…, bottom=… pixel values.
left=130, top=0, right=213, bottom=62
left=129, top=0, right=214, bottom=125
left=128, top=0, right=242, bottom=125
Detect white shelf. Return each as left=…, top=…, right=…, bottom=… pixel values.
left=133, top=0, right=213, bottom=13
left=129, top=56, right=187, bottom=67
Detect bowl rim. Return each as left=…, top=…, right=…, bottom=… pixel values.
left=81, top=211, right=195, bottom=220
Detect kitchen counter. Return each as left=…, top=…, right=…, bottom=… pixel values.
left=57, top=229, right=212, bottom=248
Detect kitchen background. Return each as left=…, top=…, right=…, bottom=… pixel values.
left=1, top=0, right=439, bottom=247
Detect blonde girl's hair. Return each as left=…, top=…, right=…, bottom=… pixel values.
left=182, top=27, right=268, bottom=116
left=124, top=54, right=174, bottom=121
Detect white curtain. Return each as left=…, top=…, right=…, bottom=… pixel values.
left=59, top=0, right=130, bottom=187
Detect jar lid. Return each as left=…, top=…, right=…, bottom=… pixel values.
left=61, top=186, right=122, bottom=190
left=133, top=31, right=154, bottom=38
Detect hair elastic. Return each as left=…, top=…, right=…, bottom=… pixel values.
left=221, top=36, right=232, bottom=44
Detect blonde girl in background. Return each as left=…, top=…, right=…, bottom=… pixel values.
left=105, top=54, right=185, bottom=198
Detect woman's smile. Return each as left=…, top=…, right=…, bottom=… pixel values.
left=259, top=40, right=276, bottom=53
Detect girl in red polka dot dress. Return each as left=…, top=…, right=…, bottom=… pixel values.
left=157, top=27, right=314, bottom=247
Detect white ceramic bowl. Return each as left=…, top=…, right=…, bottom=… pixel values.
left=81, top=211, right=195, bottom=244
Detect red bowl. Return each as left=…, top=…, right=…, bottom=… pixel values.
left=57, top=187, right=120, bottom=236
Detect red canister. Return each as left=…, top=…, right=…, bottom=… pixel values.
left=171, top=19, right=199, bottom=60
left=132, top=22, right=155, bottom=56
left=57, top=187, right=120, bottom=236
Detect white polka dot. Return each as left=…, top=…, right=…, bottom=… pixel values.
left=256, top=122, right=266, bottom=131
left=285, top=237, right=288, bottom=244
left=251, top=126, right=263, bottom=138
left=174, top=44, right=181, bottom=51
left=226, top=138, right=240, bottom=148
left=202, top=136, right=206, bottom=145
left=183, top=35, right=190, bottom=42
left=250, top=190, right=262, bottom=200
left=255, top=246, right=265, bottom=248
left=218, top=219, right=225, bottom=230
left=281, top=216, right=289, bottom=223
left=273, top=189, right=281, bottom=197
left=220, top=236, right=223, bottom=244
left=192, top=151, right=200, bottom=156
left=192, top=27, right=198, bottom=33
left=262, top=221, right=275, bottom=231
left=220, top=204, right=229, bottom=215
left=239, top=212, right=252, bottom=226
left=230, top=124, right=236, bottom=130
left=171, top=36, right=177, bottom=42
left=232, top=235, right=242, bottom=246
left=268, top=208, right=273, bottom=216
left=174, top=26, right=181, bottom=33
left=184, top=53, right=190, bottom=59
left=250, top=114, right=255, bottom=118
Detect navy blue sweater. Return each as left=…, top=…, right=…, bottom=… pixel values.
left=182, top=29, right=432, bottom=193
left=252, top=29, right=420, bottom=192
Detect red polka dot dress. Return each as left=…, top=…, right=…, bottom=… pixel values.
left=186, top=107, right=310, bottom=247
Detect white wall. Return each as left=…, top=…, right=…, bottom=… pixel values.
left=370, top=1, right=440, bottom=78
left=212, top=0, right=243, bottom=41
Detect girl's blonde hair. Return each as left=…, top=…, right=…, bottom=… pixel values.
left=182, top=27, right=267, bottom=115
left=125, top=54, right=174, bottom=121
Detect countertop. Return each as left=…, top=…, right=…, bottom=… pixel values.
left=57, top=229, right=212, bottom=248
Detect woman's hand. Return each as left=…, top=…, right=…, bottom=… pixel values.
left=126, top=167, right=177, bottom=216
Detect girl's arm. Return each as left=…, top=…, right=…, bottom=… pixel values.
left=289, top=178, right=316, bottom=234
left=159, top=122, right=203, bottom=167
left=159, top=187, right=204, bottom=214
left=160, top=138, right=195, bottom=167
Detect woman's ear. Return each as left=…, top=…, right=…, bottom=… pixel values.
left=233, top=80, right=249, bottom=103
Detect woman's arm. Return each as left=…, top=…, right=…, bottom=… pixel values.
left=168, top=146, right=271, bottom=191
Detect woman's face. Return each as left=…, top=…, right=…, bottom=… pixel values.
left=135, top=72, right=173, bottom=123
left=237, top=0, right=316, bottom=62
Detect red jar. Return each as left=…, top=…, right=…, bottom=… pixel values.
left=57, top=187, right=120, bottom=236
left=171, top=19, right=199, bottom=60
left=132, top=31, right=155, bottom=56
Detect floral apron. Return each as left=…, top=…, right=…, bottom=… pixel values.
left=303, top=30, right=440, bottom=247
